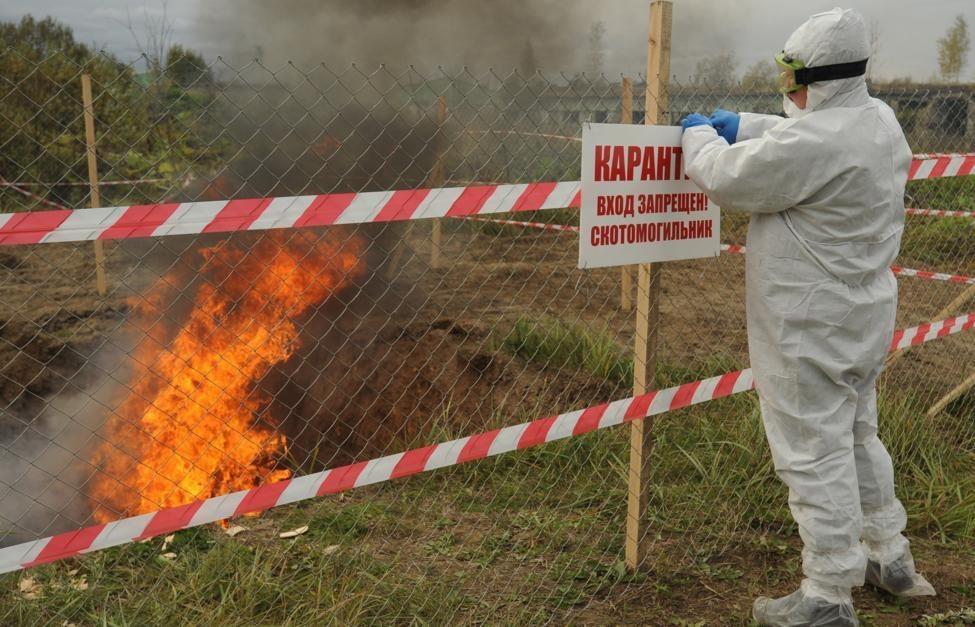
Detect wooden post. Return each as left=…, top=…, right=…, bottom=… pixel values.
left=625, top=0, right=672, bottom=572
left=927, top=370, right=975, bottom=417
left=81, top=74, right=107, bottom=297
left=620, top=78, right=635, bottom=311
left=430, top=96, right=448, bottom=269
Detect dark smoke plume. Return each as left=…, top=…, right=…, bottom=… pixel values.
left=201, top=0, right=591, bottom=72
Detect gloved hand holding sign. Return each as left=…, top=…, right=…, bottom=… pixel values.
left=679, top=113, right=712, bottom=131
left=709, top=109, right=740, bottom=144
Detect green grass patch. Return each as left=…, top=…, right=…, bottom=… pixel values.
left=899, top=215, right=975, bottom=266
left=902, top=177, right=975, bottom=265
left=907, top=178, right=975, bottom=212
left=496, top=315, right=746, bottom=392
left=497, top=316, right=633, bottom=387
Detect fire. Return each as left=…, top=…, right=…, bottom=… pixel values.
left=90, top=230, right=364, bottom=521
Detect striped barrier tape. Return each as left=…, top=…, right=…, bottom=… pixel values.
left=463, top=218, right=975, bottom=287
left=890, top=266, right=975, bottom=286
left=912, top=153, right=975, bottom=159
left=0, top=176, right=70, bottom=211
left=890, top=313, right=975, bottom=350
left=463, top=215, right=582, bottom=234
left=0, top=178, right=171, bottom=188
left=0, top=182, right=582, bottom=246
left=465, top=130, right=583, bottom=143
left=716, top=245, right=975, bottom=286
left=1, top=311, right=972, bottom=576
left=0, top=152, right=970, bottom=247
left=909, top=153, right=975, bottom=180
left=906, top=208, right=975, bottom=219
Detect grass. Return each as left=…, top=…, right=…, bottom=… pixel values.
left=2, top=317, right=974, bottom=624
left=908, top=178, right=975, bottom=213
left=918, top=608, right=975, bottom=626
left=901, top=178, right=975, bottom=266
left=498, top=316, right=633, bottom=387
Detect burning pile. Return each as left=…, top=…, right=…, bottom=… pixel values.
left=90, top=230, right=364, bottom=521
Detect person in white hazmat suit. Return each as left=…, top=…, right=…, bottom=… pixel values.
left=679, top=8, right=935, bottom=625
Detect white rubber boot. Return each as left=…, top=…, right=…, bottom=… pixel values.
left=862, top=537, right=936, bottom=597
left=753, top=579, right=858, bottom=626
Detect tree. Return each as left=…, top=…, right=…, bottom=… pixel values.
left=0, top=16, right=225, bottom=211
left=691, top=52, right=738, bottom=91
left=937, top=15, right=970, bottom=82
left=126, top=0, right=174, bottom=76
left=166, top=44, right=212, bottom=88
left=740, top=60, right=777, bottom=92
left=0, top=16, right=151, bottom=207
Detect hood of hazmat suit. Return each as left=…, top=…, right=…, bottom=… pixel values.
left=780, top=7, right=872, bottom=118
left=681, top=5, right=928, bottom=609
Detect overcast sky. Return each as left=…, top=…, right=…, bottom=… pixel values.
left=1, top=0, right=973, bottom=82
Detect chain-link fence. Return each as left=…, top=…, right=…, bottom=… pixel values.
left=1, top=47, right=974, bottom=625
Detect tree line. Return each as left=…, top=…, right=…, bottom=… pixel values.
left=0, top=15, right=224, bottom=211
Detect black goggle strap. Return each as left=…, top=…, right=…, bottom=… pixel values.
left=793, top=58, right=869, bottom=86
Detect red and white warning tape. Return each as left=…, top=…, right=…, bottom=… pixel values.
left=718, top=244, right=975, bottom=285
left=910, top=153, right=975, bottom=181
left=0, top=178, right=170, bottom=188
left=890, top=313, right=975, bottom=351
left=890, top=266, right=975, bottom=286
left=0, top=182, right=582, bottom=246
left=462, top=219, right=975, bottom=287
left=463, top=216, right=581, bottom=234
left=0, top=177, right=70, bottom=211
left=906, top=207, right=975, bottom=219
left=0, top=153, right=969, bottom=247
left=1, top=311, right=971, bottom=575
left=465, top=130, right=583, bottom=143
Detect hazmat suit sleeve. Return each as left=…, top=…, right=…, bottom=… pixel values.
left=681, top=120, right=841, bottom=214
left=736, top=112, right=785, bottom=141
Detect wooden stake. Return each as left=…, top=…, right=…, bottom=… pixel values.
left=927, top=370, right=975, bottom=417
left=430, top=96, right=448, bottom=269
left=625, top=0, right=672, bottom=572
left=620, top=77, right=635, bottom=311
left=81, top=74, right=107, bottom=297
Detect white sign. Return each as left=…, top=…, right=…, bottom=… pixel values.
left=578, top=124, right=720, bottom=269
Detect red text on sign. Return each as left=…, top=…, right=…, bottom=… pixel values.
left=593, top=145, right=688, bottom=182
left=589, top=220, right=714, bottom=246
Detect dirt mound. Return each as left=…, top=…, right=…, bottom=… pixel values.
left=265, top=318, right=620, bottom=471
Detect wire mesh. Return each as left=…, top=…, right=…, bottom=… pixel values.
left=1, top=48, right=974, bottom=624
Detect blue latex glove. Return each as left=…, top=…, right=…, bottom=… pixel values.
left=710, top=108, right=740, bottom=144
left=680, top=113, right=712, bottom=131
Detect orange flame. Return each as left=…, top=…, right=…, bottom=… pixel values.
left=90, top=230, right=364, bottom=521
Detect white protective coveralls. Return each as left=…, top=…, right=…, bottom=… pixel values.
left=681, top=8, right=930, bottom=597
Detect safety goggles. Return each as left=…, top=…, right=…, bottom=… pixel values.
left=775, top=52, right=805, bottom=94
left=774, top=51, right=869, bottom=95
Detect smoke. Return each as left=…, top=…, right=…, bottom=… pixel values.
left=0, top=342, right=132, bottom=543
left=196, top=0, right=776, bottom=83
left=200, top=0, right=591, bottom=73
